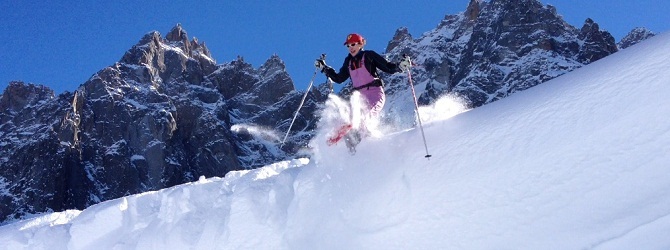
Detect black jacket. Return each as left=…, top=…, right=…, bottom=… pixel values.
left=323, top=50, right=401, bottom=84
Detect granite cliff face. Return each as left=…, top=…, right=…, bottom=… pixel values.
left=0, top=25, right=327, bottom=224
left=0, top=0, right=655, bottom=224
left=0, top=81, right=73, bottom=221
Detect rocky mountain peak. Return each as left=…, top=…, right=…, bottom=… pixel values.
left=163, top=23, right=214, bottom=60
left=619, top=27, right=656, bottom=49
left=0, top=81, right=54, bottom=113
left=208, top=54, right=294, bottom=103
left=386, top=27, right=412, bottom=53
left=382, top=0, right=627, bottom=118
left=260, top=54, right=287, bottom=77
left=228, top=56, right=254, bottom=72
left=191, top=37, right=213, bottom=59
left=119, top=24, right=217, bottom=86
left=138, top=31, right=163, bottom=47
left=487, top=0, right=552, bottom=28
left=0, top=25, right=267, bottom=224
left=166, top=23, right=188, bottom=42
left=577, top=18, right=618, bottom=63
left=580, top=18, right=599, bottom=32
left=256, top=54, right=294, bottom=103
left=165, top=23, right=191, bottom=55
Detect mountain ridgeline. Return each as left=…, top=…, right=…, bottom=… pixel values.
left=0, top=0, right=654, bottom=224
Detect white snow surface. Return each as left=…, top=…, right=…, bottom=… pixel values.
left=1, top=32, right=670, bottom=249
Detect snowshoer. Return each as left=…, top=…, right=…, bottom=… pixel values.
left=315, top=33, right=411, bottom=153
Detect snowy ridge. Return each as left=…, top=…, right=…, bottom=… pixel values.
left=1, top=31, right=669, bottom=249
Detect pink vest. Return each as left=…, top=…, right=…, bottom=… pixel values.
left=348, top=53, right=385, bottom=118
left=350, top=54, right=377, bottom=89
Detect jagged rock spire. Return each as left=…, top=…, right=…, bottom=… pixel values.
left=165, top=23, right=193, bottom=56
left=386, top=27, right=412, bottom=53
left=578, top=18, right=618, bottom=63
left=261, top=54, right=286, bottom=74
left=161, top=24, right=212, bottom=59
left=166, top=23, right=188, bottom=42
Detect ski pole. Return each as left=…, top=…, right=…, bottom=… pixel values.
left=327, top=77, right=334, bottom=93
left=404, top=54, right=432, bottom=158
left=281, top=54, right=326, bottom=146
left=281, top=69, right=316, bottom=146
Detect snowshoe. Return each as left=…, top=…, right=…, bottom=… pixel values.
left=326, top=124, right=353, bottom=145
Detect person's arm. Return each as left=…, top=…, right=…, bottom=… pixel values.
left=367, top=51, right=402, bottom=74
left=323, top=57, right=351, bottom=83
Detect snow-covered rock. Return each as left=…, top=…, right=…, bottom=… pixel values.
left=618, top=27, right=656, bottom=49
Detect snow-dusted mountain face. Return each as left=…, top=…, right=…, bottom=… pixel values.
left=618, top=27, right=656, bottom=49
left=379, top=0, right=652, bottom=128
left=0, top=24, right=328, bottom=224
left=0, top=0, right=655, bottom=225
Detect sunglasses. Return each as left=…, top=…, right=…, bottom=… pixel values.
left=346, top=43, right=361, bottom=48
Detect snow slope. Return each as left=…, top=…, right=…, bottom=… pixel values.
left=1, top=32, right=669, bottom=249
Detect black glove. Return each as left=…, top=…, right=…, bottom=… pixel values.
left=315, top=58, right=328, bottom=73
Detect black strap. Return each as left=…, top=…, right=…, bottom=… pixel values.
left=353, top=78, right=383, bottom=90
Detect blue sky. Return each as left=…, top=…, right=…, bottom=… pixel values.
left=1, top=0, right=668, bottom=94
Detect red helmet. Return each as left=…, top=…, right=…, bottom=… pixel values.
left=343, top=33, right=365, bottom=45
